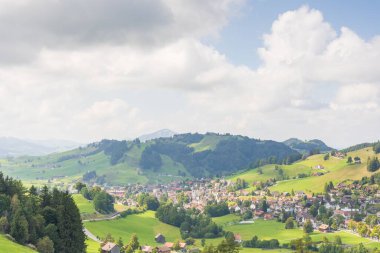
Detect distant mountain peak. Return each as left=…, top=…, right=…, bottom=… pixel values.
left=138, top=129, right=177, bottom=142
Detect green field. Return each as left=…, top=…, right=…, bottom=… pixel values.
left=230, top=148, right=379, bottom=193
left=0, top=234, right=36, bottom=253
left=85, top=239, right=100, bottom=253
left=73, top=194, right=97, bottom=214
left=212, top=215, right=380, bottom=248
left=240, top=249, right=292, bottom=253
left=84, top=211, right=181, bottom=246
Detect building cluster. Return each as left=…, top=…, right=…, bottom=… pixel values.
left=102, top=177, right=380, bottom=243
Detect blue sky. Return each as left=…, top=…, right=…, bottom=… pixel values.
left=212, top=0, right=380, bottom=68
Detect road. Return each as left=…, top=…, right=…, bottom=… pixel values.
left=82, top=212, right=120, bottom=222
left=84, top=228, right=101, bottom=243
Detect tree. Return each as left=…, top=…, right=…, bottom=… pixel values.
left=74, top=182, right=86, bottom=193
left=10, top=211, right=29, bottom=244
left=373, top=142, right=380, bottom=154
left=37, top=236, right=55, bottom=253
left=367, top=157, right=380, bottom=172
left=334, top=235, right=342, bottom=245
left=173, top=241, right=181, bottom=251
left=324, top=153, right=330, bottom=160
left=0, top=216, right=9, bottom=233
left=126, top=234, right=140, bottom=252
left=259, top=198, right=268, bottom=212
left=303, top=219, right=313, bottom=234
left=93, top=191, right=114, bottom=214
left=285, top=217, right=295, bottom=229
left=347, top=156, right=353, bottom=164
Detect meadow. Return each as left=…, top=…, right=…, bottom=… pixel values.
left=230, top=147, right=379, bottom=193
left=85, top=239, right=100, bottom=253
left=84, top=211, right=181, bottom=246
left=0, top=234, right=36, bottom=253
left=212, top=214, right=380, bottom=248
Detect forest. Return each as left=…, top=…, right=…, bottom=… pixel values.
left=0, top=172, right=85, bottom=253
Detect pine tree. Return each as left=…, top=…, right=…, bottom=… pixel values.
left=10, top=209, right=29, bottom=244
left=126, top=234, right=140, bottom=252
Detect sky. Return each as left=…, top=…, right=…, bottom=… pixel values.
left=0, top=0, right=379, bottom=148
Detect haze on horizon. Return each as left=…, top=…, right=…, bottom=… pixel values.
left=0, top=0, right=379, bottom=148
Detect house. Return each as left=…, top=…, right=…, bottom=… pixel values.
left=234, top=234, right=242, bottom=243
left=164, top=242, right=174, bottom=248
left=188, top=248, right=200, bottom=253
left=101, top=242, right=120, bottom=253
left=155, top=233, right=166, bottom=243
left=318, top=224, right=330, bottom=233
left=164, top=242, right=187, bottom=250
left=141, top=246, right=153, bottom=253
left=264, top=213, right=273, bottom=220
left=315, top=165, right=324, bottom=170
left=156, top=245, right=171, bottom=253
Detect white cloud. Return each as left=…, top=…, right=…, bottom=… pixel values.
left=0, top=4, right=378, bottom=147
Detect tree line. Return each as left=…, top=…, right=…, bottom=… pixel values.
left=0, top=172, right=85, bottom=253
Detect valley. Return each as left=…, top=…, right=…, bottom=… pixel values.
left=1, top=135, right=380, bottom=253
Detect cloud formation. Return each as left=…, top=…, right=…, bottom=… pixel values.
left=0, top=3, right=378, bottom=147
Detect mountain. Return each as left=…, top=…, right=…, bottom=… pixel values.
left=138, top=129, right=177, bottom=142
left=0, top=137, right=81, bottom=157
left=283, top=138, right=333, bottom=154
left=0, top=133, right=300, bottom=186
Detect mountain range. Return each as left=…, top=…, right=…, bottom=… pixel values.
left=0, top=137, right=81, bottom=157
left=0, top=132, right=336, bottom=186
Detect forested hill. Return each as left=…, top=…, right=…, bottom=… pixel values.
left=136, top=133, right=301, bottom=177
left=283, top=138, right=333, bottom=154
left=0, top=133, right=301, bottom=186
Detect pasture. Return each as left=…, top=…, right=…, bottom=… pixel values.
left=84, top=211, right=181, bottom=246
left=0, top=234, right=36, bottom=253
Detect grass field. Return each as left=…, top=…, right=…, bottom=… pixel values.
left=229, top=148, right=379, bottom=193
left=84, top=211, right=181, bottom=246
left=85, top=239, right=100, bottom=253
left=189, top=134, right=229, bottom=153
left=212, top=215, right=380, bottom=248
left=73, top=194, right=97, bottom=214
left=240, top=249, right=292, bottom=253
left=0, top=234, right=36, bottom=253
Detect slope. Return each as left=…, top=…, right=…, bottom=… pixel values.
left=0, top=234, right=37, bottom=253
left=230, top=147, right=379, bottom=193
left=0, top=133, right=300, bottom=187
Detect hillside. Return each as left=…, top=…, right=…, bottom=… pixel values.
left=0, top=133, right=300, bottom=187
left=230, top=146, right=379, bottom=193
left=283, top=138, right=333, bottom=154
left=0, top=235, right=37, bottom=253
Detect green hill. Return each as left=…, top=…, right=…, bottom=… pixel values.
left=0, top=133, right=300, bottom=187
left=283, top=138, right=333, bottom=154
left=0, top=234, right=37, bottom=253
left=230, top=147, right=379, bottom=193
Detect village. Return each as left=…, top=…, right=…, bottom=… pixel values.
left=97, top=175, right=380, bottom=253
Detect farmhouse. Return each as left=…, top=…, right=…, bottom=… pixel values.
left=234, top=234, right=242, bottom=243
left=156, top=245, right=171, bottom=253
left=318, top=224, right=330, bottom=233
left=141, top=246, right=153, bottom=252
left=155, top=233, right=166, bottom=243
left=315, top=164, right=324, bottom=170
left=101, top=242, right=120, bottom=253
